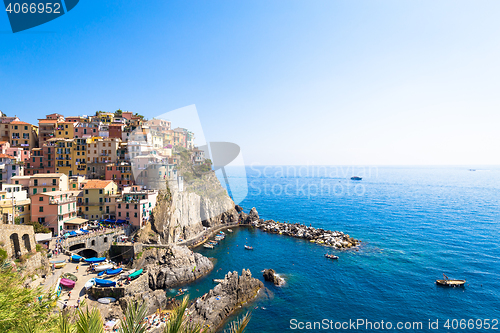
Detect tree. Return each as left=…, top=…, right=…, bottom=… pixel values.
left=115, top=109, right=123, bottom=117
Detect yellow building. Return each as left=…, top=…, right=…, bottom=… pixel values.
left=80, top=180, right=118, bottom=220
left=98, top=113, right=114, bottom=124
left=52, top=138, right=80, bottom=176
left=0, top=184, right=30, bottom=224
left=9, top=121, right=38, bottom=151
left=54, top=122, right=76, bottom=139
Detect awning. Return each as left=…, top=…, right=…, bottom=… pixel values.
left=80, top=229, right=89, bottom=233
left=69, top=231, right=78, bottom=237
left=117, top=219, right=126, bottom=223
left=64, top=217, right=89, bottom=225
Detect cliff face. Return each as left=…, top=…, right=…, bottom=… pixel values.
left=144, top=170, right=238, bottom=244
left=138, top=246, right=214, bottom=290
left=188, top=269, right=263, bottom=332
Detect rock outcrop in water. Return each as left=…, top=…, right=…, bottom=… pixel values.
left=263, top=268, right=285, bottom=286
left=240, top=208, right=359, bottom=249
left=136, top=245, right=214, bottom=290
left=188, top=269, right=263, bottom=332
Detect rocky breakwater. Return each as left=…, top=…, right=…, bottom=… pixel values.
left=188, top=269, right=263, bottom=332
left=137, top=245, right=214, bottom=290
left=263, top=268, right=285, bottom=286
left=241, top=207, right=360, bottom=249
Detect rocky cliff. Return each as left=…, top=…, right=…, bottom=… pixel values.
left=135, top=245, right=214, bottom=290
left=140, top=163, right=238, bottom=244
left=188, top=269, right=263, bottom=331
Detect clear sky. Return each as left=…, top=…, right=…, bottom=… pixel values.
left=1, top=0, right=500, bottom=165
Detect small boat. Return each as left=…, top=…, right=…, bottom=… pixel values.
left=325, top=254, right=339, bottom=260
left=71, top=255, right=83, bottom=262
left=350, top=176, right=362, bottom=180
left=60, top=278, right=76, bottom=289
left=219, top=231, right=225, bottom=235
left=84, top=257, right=106, bottom=264
left=97, top=298, right=111, bottom=304
left=95, top=278, right=116, bottom=287
left=54, top=262, right=66, bottom=269
left=95, top=264, right=113, bottom=272
left=61, top=273, right=78, bottom=281
left=105, top=268, right=123, bottom=276
left=227, top=229, right=233, bottom=233
left=213, top=279, right=224, bottom=284
left=244, top=245, right=253, bottom=250
left=204, top=244, right=214, bottom=249
left=128, top=268, right=143, bottom=280
left=97, top=271, right=105, bottom=277
left=436, top=274, right=465, bottom=287
left=84, top=278, right=95, bottom=290
left=50, top=260, right=65, bottom=264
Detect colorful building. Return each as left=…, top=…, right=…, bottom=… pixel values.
left=80, top=180, right=119, bottom=220
left=29, top=173, right=69, bottom=196
left=105, top=162, right=134, bottom=189
left=31, top=190, right=80, bottom=237
left=116, top=185, right=157, bottom=229
left=0, top=184, right=30, bottom=225
left=9, top=121, right=38, bottom=151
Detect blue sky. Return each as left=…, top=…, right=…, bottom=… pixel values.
left=1, top=0, right=500, bottom=165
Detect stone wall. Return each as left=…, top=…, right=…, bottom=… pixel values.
left=88, top=271, right=149, bottom=299
left=0, top=224, right=36, bottom=259
left=63, top=229, right=125, bottom=257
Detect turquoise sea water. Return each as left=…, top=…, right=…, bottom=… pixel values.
left=185, top=166, right=500, bottom=332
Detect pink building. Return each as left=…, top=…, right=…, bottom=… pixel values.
left=116, top=186, right=157, bottom=229
left=30, top=190, right=82, bottom=237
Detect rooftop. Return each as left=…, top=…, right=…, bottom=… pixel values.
left=82, top=180, right=114, bottom=189
left=31, top=173, right=65, bottom=178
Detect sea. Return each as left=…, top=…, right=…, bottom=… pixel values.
left=175, top=166, right=500, bottom=332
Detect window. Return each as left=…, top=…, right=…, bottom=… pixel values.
left=126, top=212, right=129, bottom=218
left=134, top=212, right=137, bottom=218
left=99, top=189, right=103, bottom=194
left=52, top=179, right=56, bottom=185
left=118, top=204, right=121, bottom=209
left=39, top=207, right=43, bottom=212
left=52, top=188, right=55, bottom=191
left=34, top=179, right=38, bottom=186
left=85, top=189, right=88, bottom=194
left=39, top=196, right=43, bottom=201
left=85, top=207, right=89, bottom=211
left=43, top=188, right=46, bottom=192
left=38, top=217, right=45, bottom=223
left=33, top=188, right=37, bottom=194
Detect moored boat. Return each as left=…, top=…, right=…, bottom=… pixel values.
left=60, top=278, right=75, bottom=289
left=61, top=273, right=78, bottom=281
left=50, top=260, right=65, bottom=264
left=227, top=229, right=233, bottom=233
left=105, top=268, right=123, bottom=276
left=54, top=262, right=66, bottom=269
left=84, top=257, right=106, bottom=264
left=71, top=255, right=83, bottom=262
left=436, top=274, right=466, bottom=287
left=95, top=264, right=113, bottom=272
left=204, top=244, right=214, bottom=249
left=244, top=245, right=253, bottom=250
left=128, top=268, right=143, bottom=280
left=84, top=278, right=96, bottom=290
left=325, top=254, right=339, bottom=260
left=350, top=176, right=362, bottom=180
left=95, top=278, right=116, bottom=287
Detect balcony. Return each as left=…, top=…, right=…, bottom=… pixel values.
left=49, top=197, right=77, bottom=205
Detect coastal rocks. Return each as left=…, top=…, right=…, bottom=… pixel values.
left=142, top=245, right=214, bottom=290
left=188, top=269, right=263, bottom=332
left=235, top=205, right=243, bottom=213
left=263, top=269, right=285, bottom=286
left=245, top=207, right=260, bottom=224
left=251, top=218, right=360, bottom=249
